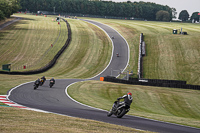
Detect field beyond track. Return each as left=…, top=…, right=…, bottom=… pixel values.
left=80, top=17, right=200, bottom=85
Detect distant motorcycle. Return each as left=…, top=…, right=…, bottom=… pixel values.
left=107, top=99, right=130, bottom=118
left=34, top=83, right=39, bottom=90
left=40, top=79, right=45, bottom=86
left=34, top=79, right=40, bottom=90
left=116, top=53, right=119, bottom=57
left=49, top=80, right=55, bottom=88
left=40, top=76, right=46, bottom=86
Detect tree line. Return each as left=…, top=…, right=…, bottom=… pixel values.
left=19, top=0, right=174, bottom=21
left=0, top=0, right=21, bottom=21
left=1, top=0, right=198, bottom=22
left=179, top=10, right=200, bottom=22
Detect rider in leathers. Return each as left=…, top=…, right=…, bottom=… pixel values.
left=50, top=78, right=55, bottom=84
left=34, top=78, right=40, bottom=86
left=41, top=76, right=46, bottom=82
left=113, top=92, right=133, bottom=110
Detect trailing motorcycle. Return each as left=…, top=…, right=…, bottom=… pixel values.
left=107, top=99, right=130, bottom=118
left=49, top=80, right=55, bottom=88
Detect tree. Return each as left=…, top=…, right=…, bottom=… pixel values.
left=0, top=10, right=5, bottom=20
left=178, top=10, right=189, bottom=21
left=190, top=12, right=199, bottom=22
left=18, top=0, right=174, bottom=20
left=171, top=7, right=177, bottom=19
left=156, top=10, right=170, bottom=21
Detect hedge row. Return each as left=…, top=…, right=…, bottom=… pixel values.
left=0, top=19, right=71, bottom=75
left=104, top=76, right=200, bottom=90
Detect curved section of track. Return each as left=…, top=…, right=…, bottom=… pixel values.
left=8, top=20, right=200, bottom=133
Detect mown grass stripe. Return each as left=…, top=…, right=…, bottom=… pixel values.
left=68, top=80, right=200, bottom=128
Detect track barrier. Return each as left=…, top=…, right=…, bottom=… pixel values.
left=103, top=76, right=200, bottom=90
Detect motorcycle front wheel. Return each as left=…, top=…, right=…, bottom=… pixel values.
left=107, top=108, right=113, bottom=117
left=34, top=86, right=37, bottom=90
left=117, top=108, right=126, bottom=118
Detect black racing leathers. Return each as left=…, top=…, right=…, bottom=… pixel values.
left=35, top=79, right=40, bottom=85
left=50, top=78, right=55, bottom=84
left=117, top=94, right=133, bottom=106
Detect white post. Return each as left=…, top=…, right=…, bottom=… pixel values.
left=181, top=27, right=182, bottom=34
left=127, top=70, right=129, bottom=80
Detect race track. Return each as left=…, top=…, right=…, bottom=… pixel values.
left=8, top=19, right=200, bottom=133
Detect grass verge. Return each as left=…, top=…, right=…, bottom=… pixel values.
left=0, top=14, right=66, bottom=71
left=0, top=106, right=152, bottom=133
left=68, top=80, right=200, bottom=128
left=41, top=18, right=112, bottom=79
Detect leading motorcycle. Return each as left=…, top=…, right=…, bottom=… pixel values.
left=107, top=99, right=130, bottom=118
left=40, top=79, right=45, bottom=86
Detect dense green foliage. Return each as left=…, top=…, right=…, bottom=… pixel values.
left=178, top=10, right=190, bottom=21
left=0, top=0, right=21, bottom=20
left=156, top=10, right=170, bottom=21
left=19, top=0, right=173, bottom=21
left=190, top=12, right=200, bottom=22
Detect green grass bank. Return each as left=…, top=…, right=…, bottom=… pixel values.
left=68, top=80, right=200, bottom=128
left=0, top=106, right=152, bottom=133
left=81, top=17, right=200, bottom=85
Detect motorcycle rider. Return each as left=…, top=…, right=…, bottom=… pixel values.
left=113, top=92, right=133, bottom=111
left=116, top=53, right=119, bottom=57
left=49, top=78, right=55, bottom=88
left=50, top=78, right=55, bottom=84
left=34, top=78, right=40, bottom=86
left=41, top=76, right=46, bottom=82
left=40, top=76, right=46, bottom=85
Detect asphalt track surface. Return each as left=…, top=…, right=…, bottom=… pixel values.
left=0, top=16, right=21, bottom=30
left=8, top=19, right=200, bottom=133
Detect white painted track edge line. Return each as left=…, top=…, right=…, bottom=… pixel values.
left=65, top=81, right=106, bottom=112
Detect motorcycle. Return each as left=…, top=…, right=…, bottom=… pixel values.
left=34, top=83, right=39, bottom=90
left=40, top=79, right=45, bottom=86
left=49, top=80, right=55, bottom=88
left=107, top=99, right=130, bottom=118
